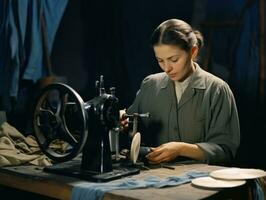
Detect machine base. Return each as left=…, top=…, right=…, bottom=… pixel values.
left=44, top=159, right=140, bottom=182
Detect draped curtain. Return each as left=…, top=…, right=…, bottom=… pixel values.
left=0, top=0, right=68, bottom=111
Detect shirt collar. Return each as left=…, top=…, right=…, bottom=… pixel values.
left=189, top=62, right=206, bottom=89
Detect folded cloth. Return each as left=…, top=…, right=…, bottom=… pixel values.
left=71, top=170, right=209, bottom=200
left=0, top=122, right=52, bottom=167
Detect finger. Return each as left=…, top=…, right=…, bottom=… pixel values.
left=150, top=144, right=164, bottom=152
left=148, top=160, right=161, bottom=164
left=121, top=113, right=128, bottom=120
left=120, top=119, right=128, bottom=126
left=148, top=151, right=167, bottom=163
left=160, top=156, right=172, bottom=163
left=147, top=149, right=164, bottom=159
left=146, top=148, right=164, bottom=159
left=119, top=109, right=128, bottom=120
left=149, top=157, right=171, bottom=164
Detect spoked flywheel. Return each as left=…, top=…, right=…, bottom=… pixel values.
left=33, top=83, right=87, bottom=162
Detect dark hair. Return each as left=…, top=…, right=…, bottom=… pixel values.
left=151, top=19, right=204, bottom=52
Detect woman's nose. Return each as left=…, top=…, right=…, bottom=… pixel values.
left=164, top=62, right=173, bottom=73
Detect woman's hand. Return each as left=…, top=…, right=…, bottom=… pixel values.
left=146, top=142, right=183, bottom=164
left=119, top=109, right=129, bottom=130
left=145, top=142, right=204, bottom=164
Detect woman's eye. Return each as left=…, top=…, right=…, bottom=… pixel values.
left=170, top=58, right=178, bottom=62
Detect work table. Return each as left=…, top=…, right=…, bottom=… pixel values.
left=0, top=163, right=249, bottom=200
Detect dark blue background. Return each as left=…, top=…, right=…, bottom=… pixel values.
left=1, top=0, right=265, bottom=169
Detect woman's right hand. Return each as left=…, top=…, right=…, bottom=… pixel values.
left=119, top=109, right=129, bottom=130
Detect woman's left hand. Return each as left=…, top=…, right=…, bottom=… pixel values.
left=145, top=142, right=184, bottom=164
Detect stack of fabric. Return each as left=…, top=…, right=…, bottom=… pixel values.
left=0, top=122, right=51, bottom=167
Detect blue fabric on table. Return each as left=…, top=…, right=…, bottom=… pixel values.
left=252, top=179, right=265, bottom=200
left=71, top=170, right=209, bottom=200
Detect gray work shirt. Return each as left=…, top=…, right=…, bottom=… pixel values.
left=127, top=64, right=240, bottom=165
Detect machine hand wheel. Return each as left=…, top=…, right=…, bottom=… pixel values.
left=33, top=83, right=87, bottom=162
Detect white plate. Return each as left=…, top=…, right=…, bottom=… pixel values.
left=192, top=176, right=246, bottom=189
left=210, top=168, right=266, bottom=180
left=130, top=132, right=141, bottom=164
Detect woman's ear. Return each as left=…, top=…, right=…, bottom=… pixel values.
left=191, top=46, right=198, bottom=61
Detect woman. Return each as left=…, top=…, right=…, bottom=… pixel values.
left=124, top=19, right=240, bottom=165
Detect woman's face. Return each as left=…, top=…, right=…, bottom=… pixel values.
left=153, top=44, right=196, bottom=81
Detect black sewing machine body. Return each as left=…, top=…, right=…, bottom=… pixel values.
left=33, top=76, right=139, bottom=182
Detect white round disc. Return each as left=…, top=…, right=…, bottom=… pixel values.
left=130, top=132, right=141, bottom=164
left=192, top=176, right=246, bottom=189
left=210, top=168, right=266, bottom=180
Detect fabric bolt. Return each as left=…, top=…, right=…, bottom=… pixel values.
left=71, top=171, right=209, bottom=200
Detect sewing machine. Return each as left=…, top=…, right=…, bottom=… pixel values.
left=32, top=76, right=147, bottom=182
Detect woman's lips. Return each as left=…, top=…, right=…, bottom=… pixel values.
left=168, top=73, right=176, bottom=78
